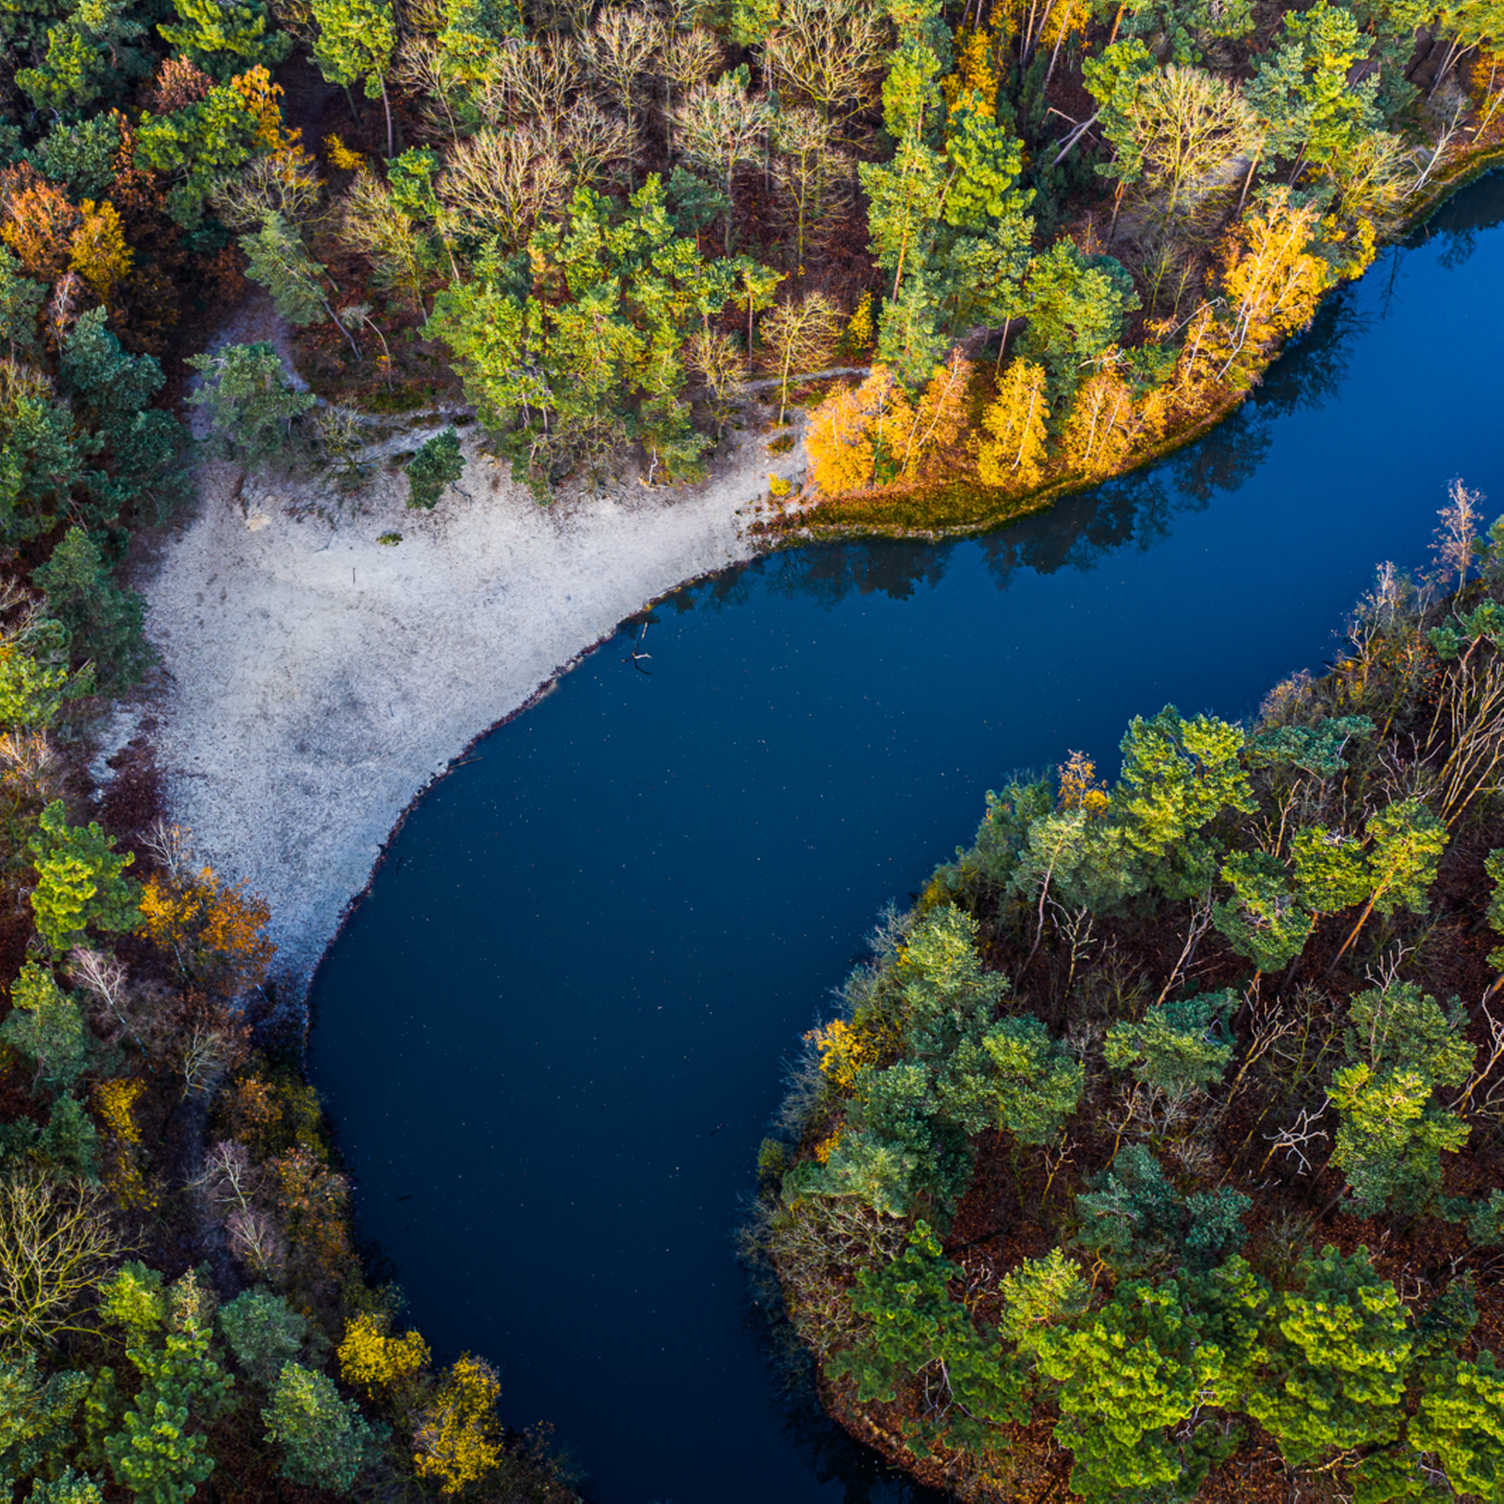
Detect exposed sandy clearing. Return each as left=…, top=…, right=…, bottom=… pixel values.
left=97, top=310, right=806, bottom=999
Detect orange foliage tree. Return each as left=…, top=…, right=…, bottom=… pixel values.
left=148, top=57, right=215, bottom=115
left=806, top=378, right=882, bottom=494
left=901, top=351, right=973, bottom=479
left=273, top=1145, right=353, bottom=1291
left=138, top=864, right=275, bottom=998
left=806, top=356, right=975, bottom=496
left=0, top=165, right=82, bottom=282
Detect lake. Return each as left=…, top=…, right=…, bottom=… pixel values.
left=307, top=171, right=1504, bottom=1504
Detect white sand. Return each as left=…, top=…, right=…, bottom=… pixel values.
left=99, top=347, right=808, bottom=1000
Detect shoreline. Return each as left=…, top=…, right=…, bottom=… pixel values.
left=96, top=411, right=803, bottom=1006
left=765, top=147, right=1504, bottom=547
left=96, top=151, right=1501, bottom=1012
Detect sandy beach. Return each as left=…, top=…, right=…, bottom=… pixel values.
left=97, top=378, right=805, bottom=1000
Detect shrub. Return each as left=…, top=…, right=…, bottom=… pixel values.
left=405, top=427, right=464, bottom=510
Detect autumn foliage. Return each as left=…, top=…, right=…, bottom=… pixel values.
left=138, top=864, right=275, bottom=997
left=0, top=165, right=82, bottom=282
left=806, top=354, right=973, bottom=496
left=413, top=1355, right=506, bottom=1494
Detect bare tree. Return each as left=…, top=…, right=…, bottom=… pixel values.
left=142, top=818, right=194, bottom=882
left=212, top=153, right=323, bottom=232
left=437, top=124, right=570, bottom=250
left=191, top=1140, right=266, bottom=1215
left=676, top=73, right=772, bottom=253
left=394, top=33, right=473, bottom=143
left=760, top=291, right=841, bottom=421
left=70, top=946, right=143, bottom=1053
left=1130, top=65, right=1262, bottom=230
left=685, top=327, right=746, bottom=434
left=180, top=1016, right=242, bottom=1098
left=662, top=28, right=722, bottom=157
left=764, top=0, right=889, bottom=129
left=773, top=107, right=841, bottom=273
left=559, top=98, right=635, bottom=186
left=336, top=169, right=445, bottom=310
left=0, top=1171, right=122, bottom=1345
left=0, top=730, right=61, bottom=805
left=582, top=6, right=664, bottom=185
left=476, top=34, right=582, bottom=128
left=1435, top=476, right=1485, bottom=598
left=227, top=1207, right=288, bottom=1282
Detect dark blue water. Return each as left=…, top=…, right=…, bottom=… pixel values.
left=308, top=176, right=1504, bottom=1504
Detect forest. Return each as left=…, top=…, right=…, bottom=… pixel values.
left=2, top=0, right=1503, bottom=1488
left=749, top=483, right=1504, bottom=1501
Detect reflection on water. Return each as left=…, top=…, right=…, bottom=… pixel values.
left=662, top=274, right=1376, bottom=616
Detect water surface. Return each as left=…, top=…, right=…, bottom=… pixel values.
left=309, top=174, right=1504, bottom=1504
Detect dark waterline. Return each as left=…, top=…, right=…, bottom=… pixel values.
left=308, top=176, right=1504, bottom=1504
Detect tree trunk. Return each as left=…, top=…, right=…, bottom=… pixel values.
left=380, top=74, right=394, bottom=159
left=1235, top=147, right=1261, bottom=215
left=725, top=157, right=734, bottom=256
left=1328, top=891, right=1382, bottom=974
left=1107, top=177, right=1126, bottom=241
left=1044, top=0, right=1074, bottom=88
left=1429, top=35, right=1460, bottom=97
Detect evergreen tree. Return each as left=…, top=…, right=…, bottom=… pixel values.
left=1247, top=1246, right=1412, bottom=1467
left=311, top=0, right=398, bottom=157
left=157, top=0, right=290, bottom=80
left=187, top=342, right=317, bottom=471
left=263, top=1363, right=377, bottom=1491
left=0, top=962, right=90, bottom=1095
left=33, top=527, right=152, bottom=694
left=1034, top=1281, right=1231, bottom=1502
left=1017, top=241, right=1141, bottom=403
left=27, top=799, right=138, bottom=953
left=406, top=428, right=465, bottom=509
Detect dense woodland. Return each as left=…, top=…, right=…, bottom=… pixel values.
left=750, top=485, right=1504, bottom=1502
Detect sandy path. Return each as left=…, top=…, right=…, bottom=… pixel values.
left=99, top=383, right=804, bottom=1001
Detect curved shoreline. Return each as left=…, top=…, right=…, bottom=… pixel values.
left=97, top=152, right=1501, bottom=1015
left=97, top=420, right=803, bottom=1006
left=767, top=147, right=1504, bottom=546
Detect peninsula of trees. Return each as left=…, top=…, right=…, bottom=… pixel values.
left=750, top=486, right=1504, bottom=1501
left=6, top=0, right=1503, bottom=547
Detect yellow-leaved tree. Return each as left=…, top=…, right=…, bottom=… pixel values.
left=412, top=1354, right=505, bottom=1494
left=69, top=201, right=132, bottom=307
left=897, top=351, right=973, bottom=481
left=805, top=370, right=892, bottom=495
left=338, top=1311, right=430, bottom=1393
left=806, top=357, right=973, bottom=495
left=1060, top=367, right=1136, bottom=478
left=976, top=357, right=1050, bottom=489
left=1208, top=188, right=1328, bottom=385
